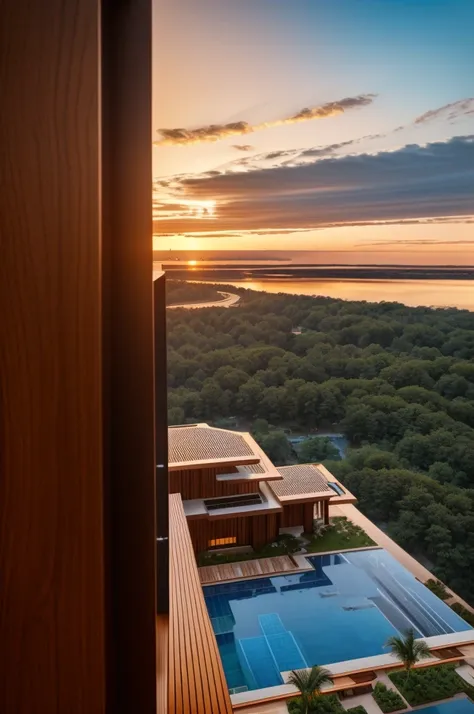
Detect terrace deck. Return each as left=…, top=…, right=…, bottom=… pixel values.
left=199, top=555, right=298, bottom=584
left=169, top=493, right=232, bottom=714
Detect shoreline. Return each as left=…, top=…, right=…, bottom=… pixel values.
left=158, top=265, right=474, bottom=282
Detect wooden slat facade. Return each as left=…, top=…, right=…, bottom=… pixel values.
left=280, top=503, right=316, bottom=532
left=169, top=494, right=232, bottom=714
left=187, top=513, right=280, bottom=553
left=170, top=467, right=259, bottom=499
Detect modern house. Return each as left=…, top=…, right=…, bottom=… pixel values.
left=168, top=423, right=355, bottom=552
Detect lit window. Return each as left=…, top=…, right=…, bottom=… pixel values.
left=208, top=537, right=237, bottom=548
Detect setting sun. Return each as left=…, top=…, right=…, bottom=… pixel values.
left=187, top=260, right=198, bottom=266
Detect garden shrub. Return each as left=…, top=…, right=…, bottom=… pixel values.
left=287, top=694, right=346, bottom=714
left=425, top=579, right=449, bottom=600
left=389, top=664, right=473, bottom=706
left=346, top=706, right=369, bottom=714
left=451, top=602, right=474, bottom=627
left=372, top=682, right=406, bottom=712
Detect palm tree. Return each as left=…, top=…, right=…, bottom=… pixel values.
left=287, top=665, right=333, bottom=714
left=385, top=628, right=431, bottom=680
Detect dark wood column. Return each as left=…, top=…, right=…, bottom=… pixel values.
left=102, top=0, right=157, bottom=712
left=154, top=273, right=169, bottom=615
left=323, top=499, right=330, bottom=524
left=303, top=503, right=315, bottom=533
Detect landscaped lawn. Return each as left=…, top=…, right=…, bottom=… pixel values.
left=304, top=517, right=375, bottom=553
left=198, top=517, right=374, bottom=565
left=389, top=664, right=474, bottom=706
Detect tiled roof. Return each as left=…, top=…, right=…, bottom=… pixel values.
left=168, top=425, right=255, bottom=464
left=272, top=464, right=333, bottom=499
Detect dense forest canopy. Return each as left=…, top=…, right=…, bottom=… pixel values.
left=166, top=281, right=474, bottom=602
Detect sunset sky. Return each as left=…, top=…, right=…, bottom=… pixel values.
left=152, top=0, right=474, bottom=265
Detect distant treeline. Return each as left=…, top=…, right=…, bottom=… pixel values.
left=167, top=282, right=474, bottom=602
left=166, top=281, right=221, bottom=306
left=163, top=266, right=474, bottom=281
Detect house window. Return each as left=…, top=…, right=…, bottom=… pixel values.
left=208, top=537, right=237, bottom=548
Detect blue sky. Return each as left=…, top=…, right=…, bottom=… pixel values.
left=152, top=0, right=474, bottom=264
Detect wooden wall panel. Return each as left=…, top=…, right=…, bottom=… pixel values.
left=170, top=468, right=258, bottom=499
left=250, top=514, right=279, bottom=550
left=0, top=1, right=105, bottom=712
left=281, top=503, right=317, bottom=532
left=187, top=515, right=279, bottom=554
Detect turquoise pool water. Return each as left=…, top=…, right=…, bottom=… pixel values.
left=412, top=699, right=474, bottom=714
left=203, top=548, right=472, bottom=693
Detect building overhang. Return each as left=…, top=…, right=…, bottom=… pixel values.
left=168, top=454, right=260, bottom=472
left=183, top=482, right=283, bottom=520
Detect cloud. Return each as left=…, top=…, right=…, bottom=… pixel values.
left=356, top=238, right=474, bottom=247
left=219, top=132, right=390, bottom=172
left=232, top=144, right=255, bottom=152
left=414, top=97, right=474, bottom=125
left=291, top=94, right=375, bottom=121
left=153, top=135, right=474, bottom=233
left=154, top=93, right=376, bottom=146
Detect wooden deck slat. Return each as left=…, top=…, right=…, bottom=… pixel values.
left=169, top=494, right=232, bottom=714
left=198, top=555, right=299, bottom=584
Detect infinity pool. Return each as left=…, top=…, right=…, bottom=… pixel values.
left=412, top=699, right=474, bottom=714
left=203, top=548, right=472, bottom=693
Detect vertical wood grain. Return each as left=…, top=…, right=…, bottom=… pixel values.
left=0, top=1, right=105, bottom=712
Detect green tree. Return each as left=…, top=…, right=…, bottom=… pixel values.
left=296, top=437, right=340, bottom=463
left=251, top=418, right=270, bottom=435
left=385, top=629, right=431, bottom=680
left=237, top=378, right=265, bottom=417
left=168, top=406, right=185, bottom=425
left=257, top=430, right=293, bottom=466
left=428, top=462, right=454, bottom=484
left=287, top=666, right=333, bottom=714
